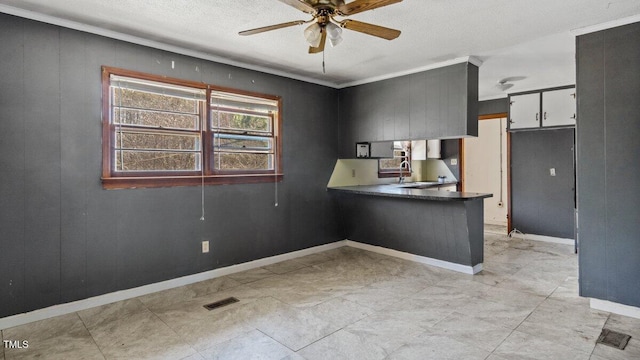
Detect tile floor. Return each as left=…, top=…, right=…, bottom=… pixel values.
left=2, top=232, right=640, bottom=359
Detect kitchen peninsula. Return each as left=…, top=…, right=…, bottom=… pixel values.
left=329, top=185, right=492, bottom=274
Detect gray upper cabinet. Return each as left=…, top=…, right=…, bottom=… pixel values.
left=409, top=73, right=428, bottom=138
left=508, top=86, right=576, bottom=131
left=393, top=77, right=411, bottom=140
left=338, top=62, right=479, bottom=158
left=419, top=63, right=478, bottom=140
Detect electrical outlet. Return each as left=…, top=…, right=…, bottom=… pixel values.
left=451, top=158, right=458, bottom=166
left=550, top=168, right=556, bottom=176
left=351, top=169, right=356, bottom=177
left=202, top=241, right=209, bottom=253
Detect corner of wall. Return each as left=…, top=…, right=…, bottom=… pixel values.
left=423, top=159, right=457, bottom=182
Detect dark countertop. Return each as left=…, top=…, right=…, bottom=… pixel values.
left=327, top=184, right=492, bottom=201
left=391, top=180, right=458, bottom=189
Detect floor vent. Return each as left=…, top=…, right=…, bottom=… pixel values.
left=203, top=297, right=239, bottom=311
left=596, top=328, right=631, bottom=350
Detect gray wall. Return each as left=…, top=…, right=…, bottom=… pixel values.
left=510, top=129, right=575, bottom=239
left=576, top=21, right=640, bottom=307
left=479, top=98, right=508, bottom=116
left=441, top=139, right=461, bottom=181
left=0, top=14, right=342, bottom=318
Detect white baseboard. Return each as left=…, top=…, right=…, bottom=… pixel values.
left=509, top=232, right=574, bottom=246
left=0, top=241, right=346, bottom=330
left=345, top=240, right=482, bottom=275
left=591, top=298, right=640, bottom=320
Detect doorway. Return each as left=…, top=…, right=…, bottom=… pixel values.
left=462, top=116, right=508, bottom=227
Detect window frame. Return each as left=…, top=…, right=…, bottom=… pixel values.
left=101, top=66, right=283, bottom=189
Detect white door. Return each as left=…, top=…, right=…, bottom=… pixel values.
left=542, top=88, right=577, bottom=127
left=464, top=118, right=508, bottom=226
left=509, top=93, right=540, bottom=129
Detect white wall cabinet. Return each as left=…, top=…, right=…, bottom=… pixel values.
left=542, top=88, right=577, bottom=127
left=508, top=86, right=576, bottom=131
left=411, top=140, right=441, bottom=160
left=509, top=93, right=540, bottom=129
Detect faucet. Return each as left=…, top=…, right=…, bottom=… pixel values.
left=398, top=160, right=411, bottom=184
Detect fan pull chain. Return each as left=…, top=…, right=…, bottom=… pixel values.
left=274, top=135, right=279, bottom=207
left=322, top=50, right=326, bottom=74
left=200, top=91, right=205, bottom=221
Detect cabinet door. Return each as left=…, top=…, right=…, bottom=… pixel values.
left=370, top=141, right=394, bottom=158
left=393, top=77, right=411, bottom=140
left=426, top=140, right=441, bottom=159
left=409, top=74, right=427, bottom=139
left=411, top=140, right=427, bottom=160
left=425, top=71, right=442, bottom=138
left=542, top=88, right=576, bottom=127
left=509, top=93, right=540, bottom=129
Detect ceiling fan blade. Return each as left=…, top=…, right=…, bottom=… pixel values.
left=278, top=0, right=315, bottom=14
left=309, top=30, right=327, bottom=54
left=338, top=0, right=403, bottom=16
left=239, top=20, right=306, bottom=36
left=499, top=76, right=527, bottom=83
left=340, top=19, right=401, bottom=40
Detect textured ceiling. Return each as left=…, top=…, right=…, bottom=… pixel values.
left=1, top=0, right=640, bottom=99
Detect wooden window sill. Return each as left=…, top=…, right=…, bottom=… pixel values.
left=102, top=174, right=284, bottom=190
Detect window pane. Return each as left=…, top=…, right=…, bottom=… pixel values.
left=114, top=108, right=199, bottom=130
left=214, top=152, right=273, bottom=171
left=116, top=150, right=201, bottom=171
left=116, top=131, right=200, bottom=151
left=214, top=134, right=271, bottom=152
left=113, top=88, right=200, bottom=114
left=210, top=91, right=278, bottom=113
left=211, top=110, right=271, bottom=133
left=379, top=140, right=411, bottom=172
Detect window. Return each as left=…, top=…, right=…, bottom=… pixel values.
left=210, top=90, right=278, bottom=173
left=102, top=67, right=282, bottom=189
left=378, top=141, right=411, bottom=178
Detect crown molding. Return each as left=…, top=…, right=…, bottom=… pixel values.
left=0, top=4, right=340, bottom=88
left=337, top=56, right=483, bottom=89
left=1, top=5, right=485, bottom=90
left=571, top=14, right=640, bottom=36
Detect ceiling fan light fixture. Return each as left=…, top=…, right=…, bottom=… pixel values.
left=304, top=23, right=322, bottom=48
left=496, top=79, right=514, bottom=92
left=329, top=36, right=343, bottom=47
left=238, top=0, right=403, bottom=53
left=326, top=22, right=343, bottom=47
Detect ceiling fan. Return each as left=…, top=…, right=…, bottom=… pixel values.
left=239, top=0, right=403, bottom=54
left=495, top=76, right=526, bottom=92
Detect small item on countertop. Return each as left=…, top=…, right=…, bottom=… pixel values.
left=438, top=175, right=446, bottom=184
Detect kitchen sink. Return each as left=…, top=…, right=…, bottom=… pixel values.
left=386, top=181, right=440, bottom=189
